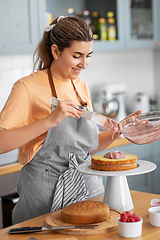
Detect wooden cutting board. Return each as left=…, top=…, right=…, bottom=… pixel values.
left=45, top=208, right=122, bottom=235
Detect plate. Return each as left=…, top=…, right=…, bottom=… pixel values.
left=77, top=160, right=156, bottom=177
left=46, top=208, right=121, bottom=235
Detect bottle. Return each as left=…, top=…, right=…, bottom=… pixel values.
left=67, top=8, right=75, bottom=17
left=77, top=11, right=82, bottom=18
left=96, top=13, right=107, bottom=41
left=106, top=12, right=116, bottom=41
left=82, top=9, right=91, bottom=26
left=90, top=11, right=98, bottom=34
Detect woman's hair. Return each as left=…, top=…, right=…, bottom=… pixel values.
left=33, top=16, right=93, bottom=71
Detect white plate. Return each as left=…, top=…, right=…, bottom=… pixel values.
left=77, top=160, right=156, bottom=177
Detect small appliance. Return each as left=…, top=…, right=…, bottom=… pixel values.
left=132, top=92, right=150, bottom=113
left=93, top=83, right=127, bottom=122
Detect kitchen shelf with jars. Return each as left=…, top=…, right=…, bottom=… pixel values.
left=1, top=0, right=160, bottom=56
left=45, top=0, right=160, bottom=51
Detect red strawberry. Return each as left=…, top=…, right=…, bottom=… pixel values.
left=132, top=213, right=141, bottom=222
left=126, top=211, right=131, bottom=217
left=134, top=215, right=141, bottom=222
left=120, top=212, right=128, bottom=222
left=127, top=217, right=135, bottom=222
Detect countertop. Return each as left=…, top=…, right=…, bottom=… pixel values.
left=0, top=191, right=160, bottom=239
left=0, top=137, right=130, bottom=176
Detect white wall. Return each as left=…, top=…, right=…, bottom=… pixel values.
left=0, top=49, right=157, bottom=113
left=0, top=55, right=33, bottom=111
left=80, top=49, right=155, bottom=112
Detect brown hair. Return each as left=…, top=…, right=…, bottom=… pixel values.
left=33, top=16, right=93, bottom=71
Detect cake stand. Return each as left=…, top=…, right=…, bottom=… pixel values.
left=78, top=160, right=156, bottom=211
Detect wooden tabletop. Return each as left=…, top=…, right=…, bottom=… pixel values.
left=0, top=191, right=160, bottom=239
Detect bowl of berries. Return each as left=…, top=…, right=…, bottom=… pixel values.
left=117, top=211, right=143, bottom=238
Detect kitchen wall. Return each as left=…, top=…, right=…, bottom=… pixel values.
left=0, top=49, right=158, bottom=114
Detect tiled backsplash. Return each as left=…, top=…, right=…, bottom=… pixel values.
left=0, top=55, right=33, bottom=111
left=0, top=49, right=157, bottom=113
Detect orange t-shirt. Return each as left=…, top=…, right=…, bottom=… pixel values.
left=0, top=70, right=93, bottom=165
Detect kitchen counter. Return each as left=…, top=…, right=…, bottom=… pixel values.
left=0, top=137, right=130, bottom=176
left=0, top=191, right=160, bottom=239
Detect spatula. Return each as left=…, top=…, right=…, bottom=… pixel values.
left=50, top=97, right=121, bottom=132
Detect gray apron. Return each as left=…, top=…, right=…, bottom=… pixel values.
left=12, top=105, right=104, bottom=224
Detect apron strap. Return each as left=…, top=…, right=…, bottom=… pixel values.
left=71, top=79, right=88, bottom=107
left=48, top=66, right=88, bottom=107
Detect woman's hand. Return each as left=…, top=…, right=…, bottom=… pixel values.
left=111, top=109, right=143, bottom=140
left=120, top=109, right=142, bottom=128
left=47, top=100, right=82, bottom=128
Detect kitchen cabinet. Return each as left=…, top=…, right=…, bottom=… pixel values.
left=0, top=0, right=46, bottom=55
left=98, top=140, right=156, bottom=194
left=150, top=139, right=160, bottom=194
left=124, top=0, right=160, bottom=49
left=46, top=0, right=160, bottom=51
left=1, top=0, right=160, bottom=55
left=0, top=171, right=19, bottom=229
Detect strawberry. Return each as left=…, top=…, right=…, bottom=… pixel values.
left=127, top=217, right=135, bottom=222
left=132, top=213, right=141, bottom=222
left=126, top=211, right=131, bottom=217
left=120, top=212, right=128, bottom=222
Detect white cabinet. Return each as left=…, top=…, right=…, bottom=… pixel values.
left=124, top=0, right=160, bottom=49
left=1, top=0, right=160, bottom=55
left=0, top=0, right=46, bottom=55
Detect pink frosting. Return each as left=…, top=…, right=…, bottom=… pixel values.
left=103, top=151, right=126, bottom=159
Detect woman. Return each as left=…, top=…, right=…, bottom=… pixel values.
left=0, top=15, right=141, bottom=224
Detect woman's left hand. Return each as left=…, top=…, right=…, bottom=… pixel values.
left=111, top=109, right=142, bottom=140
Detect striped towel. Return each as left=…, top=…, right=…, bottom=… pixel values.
left=50, top=153, right=89, bottom=212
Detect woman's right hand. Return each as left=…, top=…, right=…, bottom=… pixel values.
left=47, top=100, right=82, bottom=128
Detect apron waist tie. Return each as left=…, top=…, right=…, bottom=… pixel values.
left=50, top=153, right=89, bottom=212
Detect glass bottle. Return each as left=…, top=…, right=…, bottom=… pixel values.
left=90, top=11, right=98, bottom=34
left=82, top=9, right=91, bottom=26
left=67, top=8, right=75, bottom=17
left=97, top=13, right=107, bottom=41
left=106, top=11, right=116, bottom=41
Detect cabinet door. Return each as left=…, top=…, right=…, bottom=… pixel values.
left=46, top=0, right=125, bottom=51
left=0, top=0, right=45, bottom=55
left=150, top=156, right=160, bottom=194
left=151, top=139, right=160, bottom=157
left=124, top=0, right=158, bottom=49
left=93, top=0, right=125, bottom=51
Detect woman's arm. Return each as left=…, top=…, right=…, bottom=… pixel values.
left=90, top=130, right=120, bottom=156
left=0, top=101, right=82, bottom=154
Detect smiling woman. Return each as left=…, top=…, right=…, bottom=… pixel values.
left=0, top=15, right=132, bottom=225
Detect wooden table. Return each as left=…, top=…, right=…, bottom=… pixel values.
left=0, top=191, right=160, bottom=239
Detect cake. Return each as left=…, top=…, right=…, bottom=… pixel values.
left=61, top=200, right=110, bottom=224
left=91, top=151, right=137, bottom=171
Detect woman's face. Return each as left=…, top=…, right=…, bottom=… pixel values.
left=52, top=40, right=93, bottom=82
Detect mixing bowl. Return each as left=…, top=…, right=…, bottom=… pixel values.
left=121, top=111, right=160, bottom=145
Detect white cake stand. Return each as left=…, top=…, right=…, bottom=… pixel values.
left=78, top=160, right=156, bottom=211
